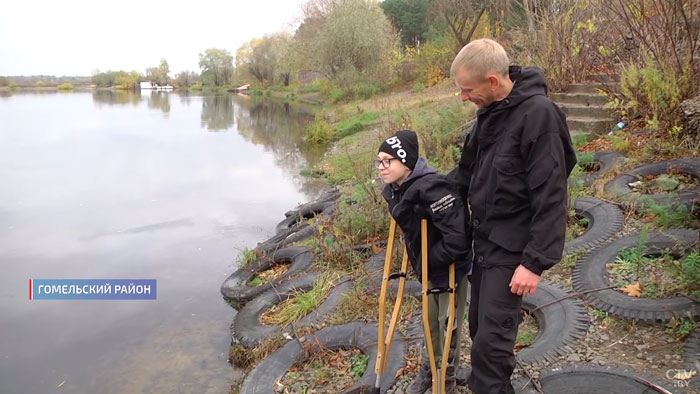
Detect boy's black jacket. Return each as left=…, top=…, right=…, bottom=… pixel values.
left=382, top=158, right=472, bottom=288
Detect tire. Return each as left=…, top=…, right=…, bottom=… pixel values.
left=572, top=229, right=700, bottom=324
left=275, top=200, right=336, bottom=234
left=517, top=280, right=590, bottom=365
left=514, top=364, right=676, bottom=394
left=231, top=273, right=354, bottom=347
left=239, top=322, right=406, bottom=394
left=580, top=151, right=626, bottom=187
left=683, top=330, right=700, bottom=391
left=220, top=247, right=313, bottom=303
left=564, top=197, right=625, bottom=254
left=362, top=249, right=423, bottom=299
left=604, top=158, right=700, bottom=211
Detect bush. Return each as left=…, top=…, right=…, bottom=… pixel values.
left=305, top=116, right=334, bottom=145
left=188, top=82, right=203, bottom=92
left=608, top=59, right=685, bottom=130
left=412, top=80, right=425, bottom=93
left=57, top=83, right=74, bottom=91
left=603, top=0, right=699, bottom=130
left=414, top=102, right=473, bottom=172
left=518, top=0, right=618, bottom=92
left=353, top=82, right=378, bottom=100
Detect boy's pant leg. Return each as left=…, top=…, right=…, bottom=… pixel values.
left=421, top=274, right=469, bottom=366
left=467, top=264, right=522, bottom=394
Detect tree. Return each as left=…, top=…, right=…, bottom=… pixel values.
left=199, top=48, right=234, bottom=87
left=317, top=0, right=397, bottom=80
left=146, top=59, right=170, bottom=85
left=381, top=0, right=431, bottom=48
left=174, top=71, right=199, bottom=89
left=433, top=0, right=486, bottom=50
left=0, top=76, right=9, bottom=87
left=236, top=33, right=294, bottom=86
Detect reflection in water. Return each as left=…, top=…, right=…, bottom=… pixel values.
left=146, top=91, right=171, bottom=114
left=236, top=99, right=324, bottom=162
left=200, top=95, right=234, bottom=131
left=93, top=89, right=142, bottom=107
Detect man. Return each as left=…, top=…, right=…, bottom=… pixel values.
left=449, top=39, right=577, bottom=394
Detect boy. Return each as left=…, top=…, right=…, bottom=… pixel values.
left=377, top=130, right=471, bottom=394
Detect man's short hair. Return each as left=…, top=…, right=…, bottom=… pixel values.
left=450, top=38, right=510, bottom=81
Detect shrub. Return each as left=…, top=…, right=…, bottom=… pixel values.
left=305, top=116, right=334, bottom=145
left=353, top=82, right=378, bottom=100
left=603, top=0, right=699, bottom=130
left=57, top=83, right=74, bottom=91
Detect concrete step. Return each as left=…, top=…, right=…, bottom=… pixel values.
left=567, top=83, right=608, bottom=94
left=560, top=103, right=612, bottom=119
left=551, top=92, right=608, bottom=106
left=566, top=116, right=615, bottom=137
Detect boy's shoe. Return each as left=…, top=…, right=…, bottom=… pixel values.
left=425, top=366, right=456, bottom=394
left=406, top=363, right=432, bottom=394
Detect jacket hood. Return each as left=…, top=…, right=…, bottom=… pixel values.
left=383, top=157, right=436, bottom=196
left=400, top=157, right=435, bottom=185
left=480, top=66, right=548, bottom=114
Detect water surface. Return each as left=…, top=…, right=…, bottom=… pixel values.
left=0, top=90, right=324, bottom=394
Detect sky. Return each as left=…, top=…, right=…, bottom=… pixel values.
left=0, top=0, right=309, bottom=77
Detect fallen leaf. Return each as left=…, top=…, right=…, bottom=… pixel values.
left=620, top=282, right=642, bottom=297
left=57, top=381, right=66, bottom=388
left=372, top=245, right=382, bottom=254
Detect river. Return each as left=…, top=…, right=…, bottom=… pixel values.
left=0, top=90, right=325, bottom=394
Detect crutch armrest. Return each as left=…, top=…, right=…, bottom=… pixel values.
left=387, top=272, right=407, bottom=280
left=426, top=286, right=455, bottom=295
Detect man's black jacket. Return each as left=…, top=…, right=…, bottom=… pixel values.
left=382, top=158, right=472, bottom=288
left=450, top=66, right=577, bottom=275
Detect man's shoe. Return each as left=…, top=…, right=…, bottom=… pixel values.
left=406, top=363, right=432, bottom=394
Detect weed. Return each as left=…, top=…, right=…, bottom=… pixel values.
left=572, top=134, right=589, bottom=151
left=349, top=353, right=369, bottom=379
left=666, top=312, right=698, bottom=339
left=670, top=251, right=700, bottom=300
left=562, top=251, right=585, bottom=268
left=236, top=247, right=258, bottom=267
left=645, top=202, right=697, bottom=228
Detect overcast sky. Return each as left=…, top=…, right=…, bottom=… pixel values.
left=0, top=0, right=309, bottom=76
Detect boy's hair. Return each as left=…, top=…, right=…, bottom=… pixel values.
left=450, top=38, right=510, bottom=81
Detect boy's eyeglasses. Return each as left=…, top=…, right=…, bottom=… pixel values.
left=374, top=158, right=397, bottom=169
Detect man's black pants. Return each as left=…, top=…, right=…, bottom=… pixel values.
left=467, top=264, right=523, bottom=394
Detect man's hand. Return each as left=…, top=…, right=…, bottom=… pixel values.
left=509, top=265, right=540, bottom=296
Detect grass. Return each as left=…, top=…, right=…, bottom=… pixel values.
left=261, top=272, right=342, bottom=326
left=235, top=247, right=258, bottom=267
left=666, top=312, right=698, bottom=339
left=335, top=111, right=379, bottom=138
left=644, top=201, right=698, bottom=228
left=562, top=251, right=586, bottom=268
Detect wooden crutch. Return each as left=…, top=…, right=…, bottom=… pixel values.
left=371, top=218, right=410, bottom=394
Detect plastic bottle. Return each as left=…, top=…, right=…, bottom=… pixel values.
left=608, top=121, right=626, bottom=136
